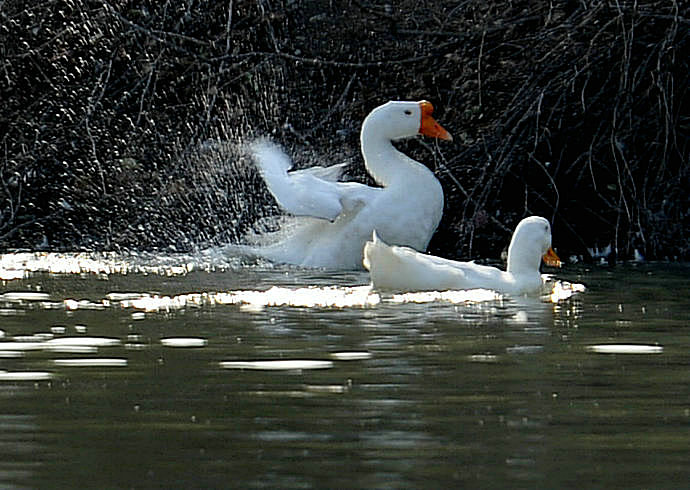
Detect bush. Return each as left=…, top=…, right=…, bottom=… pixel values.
left=1, top=0, right=688, bottom=260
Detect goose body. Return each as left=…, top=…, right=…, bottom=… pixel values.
left=363, top=216, right=561, bottom=295
left=246, top=101, right=452, bottom=269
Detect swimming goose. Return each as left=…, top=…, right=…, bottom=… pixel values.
left=363, top=216, right=561, bottom=294
left=246, top=100, right=452, bottom=269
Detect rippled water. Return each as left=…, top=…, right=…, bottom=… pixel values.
left=0, top=252, right=687, bottom=488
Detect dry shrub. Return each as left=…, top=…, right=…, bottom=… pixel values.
left=1, top=0, right=687, bottom=260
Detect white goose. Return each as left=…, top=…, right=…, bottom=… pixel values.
left=363, top=216, right=562, bottom=295
left=245, top=100, right=452, bottom=269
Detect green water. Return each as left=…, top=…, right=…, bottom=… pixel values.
left=0, top=257, right=688, bottom=488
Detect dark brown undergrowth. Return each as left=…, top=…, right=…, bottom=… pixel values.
left=1, top=0, right=688, bottom=260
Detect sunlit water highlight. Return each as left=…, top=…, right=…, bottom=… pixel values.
left=0, top=252, right=584, bottom=307
left=0, top=250, right=253, bottom=279
left=0, top=250, right=687, bottom=488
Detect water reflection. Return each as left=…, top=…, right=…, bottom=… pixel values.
left=0, top=414, right=45, bottom=483
left=0, top=252, right=687, bottom=488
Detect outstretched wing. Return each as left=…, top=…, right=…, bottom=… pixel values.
left=251, top=139, right=374, bottom=222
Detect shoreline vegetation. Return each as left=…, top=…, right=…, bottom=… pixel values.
left=1, top=1, right=688, bottom=262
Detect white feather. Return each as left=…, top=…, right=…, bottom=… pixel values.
left=245, top=101, right=449, bottom=269
left=364, top=216, right=557, bottom=295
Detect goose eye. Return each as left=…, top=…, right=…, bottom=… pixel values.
left=404, top=110, right=412, bottom=116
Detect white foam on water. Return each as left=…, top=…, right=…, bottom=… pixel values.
left=106, top=292, right=153, bottom=301
left=467, top=354, right=499, bottom=363
left=160, top=337, right=208, bottom=348
left=0, top=252, right=588, bottom=319
left=0, top=371, right=54, bottom=381
left=303, top=384, right=347, bottom=394
left=212, top=286, right=380, bottom=309
left=45, top=337, right=122, bottom=348
left=112, top=284, right=523, bottom=314
left=546, top=279, right=587, bottom=303
left=0, top=251, right=247, bottom=278
left=0, top=269, right=27, bottom=280
left=0, top=341, right=45, bottom=351
left=0, top=292, right=51, bottom=302
left=506, top=345, right=544, bottom=354
left=0, top=336, right=121, bottom=356
left=14, top=334, right=52, bottom=342
left=329, top=351, right=373, bottom=361
left=586, top=344, right=663, bottom=354
left=116, top=286, right=381, bottom=311
left=219, top=360, right=333, bottom=371
left=53, top=358, right=128, bottom=367
left=44, top=345, right=99, bottom=354
left=0, top=351, right=24, bottom=358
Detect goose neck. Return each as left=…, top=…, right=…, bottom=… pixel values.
left=506, top=246, right=541, bottom=276
left=362, top=132, right=434, bottom=188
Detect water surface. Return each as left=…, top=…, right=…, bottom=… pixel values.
left=0, top=253, right=687, bottom=488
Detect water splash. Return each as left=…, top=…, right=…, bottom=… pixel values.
left=0, top=251, right=585, bottom=313
left=0, top=250, right=264, bottom=278
left=544, top=278, right=587, bottom=303
left=110, top=286, right=519, bottom=312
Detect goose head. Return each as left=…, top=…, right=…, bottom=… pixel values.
left=361, top=100, right=453, bottom=142
left=506, top=216, right=561, bottom=275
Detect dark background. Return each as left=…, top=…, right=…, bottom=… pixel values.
left=1, top=0, right=688, bottom=261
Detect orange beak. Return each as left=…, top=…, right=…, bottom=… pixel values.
left=419, top=101, right=453, bottom=141
left=542, top=247, right=561, bottom=268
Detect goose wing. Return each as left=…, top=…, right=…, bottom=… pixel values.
left=251, top=140, right=375, bottom=221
